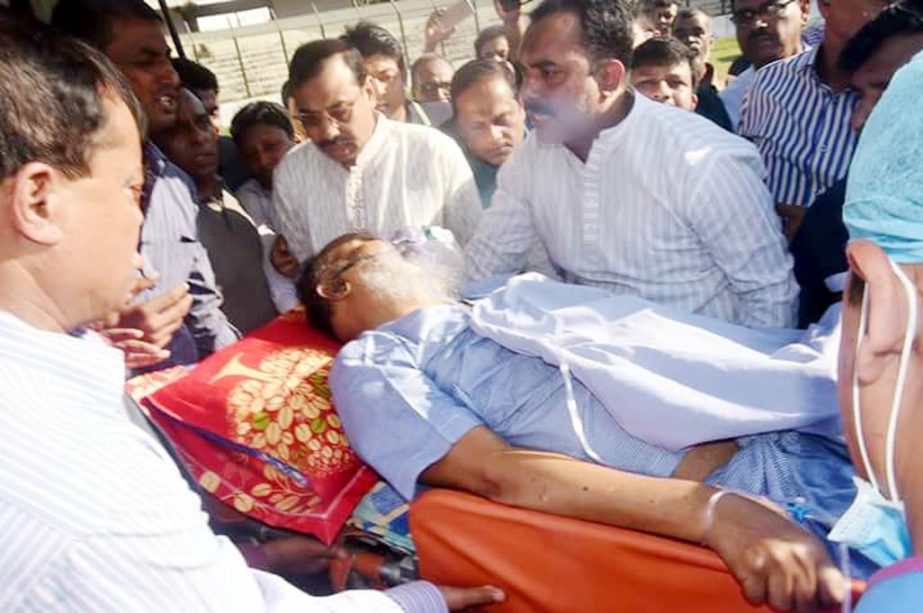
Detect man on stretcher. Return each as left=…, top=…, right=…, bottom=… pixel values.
left=298, top=232, right=870, bottom=611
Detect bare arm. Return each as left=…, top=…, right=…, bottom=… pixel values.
left=423, top=427, right=846, bottom=612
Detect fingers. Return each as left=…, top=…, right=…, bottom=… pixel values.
left=815, top=559, right=846, bottom=609
left=116, top=340, right=172, bottom=369
left=440, top=585, right=505, bottom=611
left=99, top=328, right=145, bottom=343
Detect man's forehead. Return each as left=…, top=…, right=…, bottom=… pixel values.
left=105, top=17, right=169, bottom=59
left=675, top=14, right=709, bottom=30
left=522, top=11, right=587, bottom=64
left=296, top=57, right=361, bottom=110
left=852, top=34, right=923, bottom=88
left=178, top=90, right=207, bottom=121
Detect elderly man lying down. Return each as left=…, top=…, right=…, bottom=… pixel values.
left=298, top=232, right=869, bottom=611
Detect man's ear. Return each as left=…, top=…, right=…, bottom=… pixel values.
left=847, top=240, right=910, bottom=385
left=316, top=278, right=353, bottom=301
left=361, top=75, right=379, bottom=107
left=595, top=59, right=627, bottom=95
left=799, top=0, right=811, bottom=24
left=7, top=162, right=65, bottom=246
left=691, top=92, right=700, bottom=110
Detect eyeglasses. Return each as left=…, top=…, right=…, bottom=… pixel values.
left=730, top=0, right=797, bottom=24
left=315, top=250, right=382, bottom=299
left=420, top=81, right=452, bottom=98
left=298, top=94, right=361, bottom=129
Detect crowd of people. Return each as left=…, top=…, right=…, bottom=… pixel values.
left=0, top=0, right=922, bottom=610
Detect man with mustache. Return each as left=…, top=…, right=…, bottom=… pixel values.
left=720, top=0, right=810, bottom=130
left=465, top=0, right=798, bottom=329
left=737, top=0, right=891, bottom=238
left=270, top=38, right=481, bottom=266
left=155, top=88, right=278, bottom=335
left=52, top=0, right=239, bottom=371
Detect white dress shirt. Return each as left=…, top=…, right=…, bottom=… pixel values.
left=0, top=311, right=445, bottom=612
left=465, top=94, right=798, bottom=328
left=272, top=115, right=482, bottom=263
left=236, top=178, right=275, bottom=231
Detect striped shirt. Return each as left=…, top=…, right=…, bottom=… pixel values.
left=738, top=46, right=858, bottom=207
left=272, top=115, right=482, bottom=263
left=0, top=311, right=446, bottom=612
left=139, top=144, right=239, bottom=368
left=465, top=93, right=798, bottom=328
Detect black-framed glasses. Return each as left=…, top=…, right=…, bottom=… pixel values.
left=298, top=93, right=362, bottom=129
left=730, top=0, right=797, bottom=24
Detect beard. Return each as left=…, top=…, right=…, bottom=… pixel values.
left=353, top=249, right=457, bottom=308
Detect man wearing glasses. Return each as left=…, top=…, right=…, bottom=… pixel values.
left=736, top=0, right=891, bottom=239
left=270, top=39, right=481, bottom=267
left=719, top=0, right=809, bottom=129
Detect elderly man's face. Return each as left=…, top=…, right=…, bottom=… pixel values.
left=455, top=74, right=526, bottom=167
left=56, top=95, right=145, bottom=326
left=673, top=13, right=712, bottom=63
left=478, top=34, right=511, bottom=62
left=850, top=33, right=923, bottom=133
left=520, top=11, right=609, bottom=146
left=104, top=17, right=180, bottom=136
left=156, top=89, right=218, bottom=188
left=632, top=61, right=698, bottom=110
left=364, top=54, right=406, bottom=120
left=414, top=57, right=455, bottom=102
left=296, top=53, right=377, bottom=168
left=733, top=0, right=807, bottom=70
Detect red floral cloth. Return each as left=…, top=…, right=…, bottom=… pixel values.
left=127, top=309, right=377, bottom=545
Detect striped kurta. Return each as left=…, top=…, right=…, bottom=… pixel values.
left=465, top=93, right=798, bottom=328
left=738, top=46, right=859, bottom=208
left=0, top=311, right=445, bottom=612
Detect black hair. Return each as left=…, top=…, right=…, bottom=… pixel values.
left=450, top=58, right=519, bottom=113
left=172, top=57, right=219, bottom=94
left=674, top=7, right=710, bottom=26
left=230, top=101, right=294, bottom=146
left=530, top=0, right=634, bottom=64
left=281, top=78, right=295, bottom=105
left=474, top=25, right=508, bottom=58
left=636, top=0, right=679, bottom=11
left=51, top=0, right=160, bottom=50
left=289, top=38, right=367, bottom=89
left=0, top=16, right=146, bottom=180
left=630, top=36, right=699, bottom=88
left=840, top=1, right=923, bottom=73
left=297, top=232, right=378, bottom=337
left=341, top=21, right=406, bottom=73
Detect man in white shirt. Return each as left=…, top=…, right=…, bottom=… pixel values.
left=0, top=19, right=500, bottom=612
left=465, top=0, right=798, bottom=329
left=272, top=38, right=482, bottom=265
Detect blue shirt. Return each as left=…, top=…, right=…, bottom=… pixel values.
left=140, top=144, right=238, bottom=368
left=739, top=46, right=858, bottom=207
left=330, top=304, right=686, bottom=500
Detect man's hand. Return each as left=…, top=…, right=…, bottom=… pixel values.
left=97, top=328, right=171, bottom=370
left=705, top=493, right=846, bottom=612
left=117, top=282, right=193, bottom=348
left=439, top=585, right=505, bottom=610
left=271, top=235, right=300, bottom=279
left=424, top=8, right=456, bottom=52
left=776, top=204, right=806, bottom=242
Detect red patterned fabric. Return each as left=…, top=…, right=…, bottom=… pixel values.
left=129, top=309, right=377, bottom=545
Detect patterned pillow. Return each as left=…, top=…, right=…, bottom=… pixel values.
left=129, top=309, right=377, bottom=545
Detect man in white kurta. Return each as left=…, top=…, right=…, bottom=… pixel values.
left=465, top=5, right=798, bottom=329
left=272, top=40, right=481, bottom=265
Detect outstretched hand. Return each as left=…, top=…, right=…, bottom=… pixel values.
left=439, top=585, right=505, bottom=610
left=705, top=493, right=846, bottom=612
left=424, top=8, right=456, bottom=52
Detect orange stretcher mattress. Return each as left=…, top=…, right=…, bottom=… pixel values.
left=411, top=490, right=863, bottom=612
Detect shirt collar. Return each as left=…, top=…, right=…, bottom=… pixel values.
left=795, top=45, right=821, bottom=77
left=354, top=113, right=391, bottom=168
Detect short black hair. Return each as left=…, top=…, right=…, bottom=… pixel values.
left=840, top=1, right=923, bottom=73
left=289, top=38, right=367, bottom=89
left=474, top=25, right=508, bottom=58
left=0, top=16, right=145, bottom=180
left=172, top=58, right=219, bottom=94
left=297, top=232, right=378, bottom=337
left=636, top=0, right=679, bottom=11
left=630, top=36, right=699, bottom=88
left=450, top=58, right=519, bottom=113
left=674, top=7, right=711, bottom=26
left=281, top=79, right=295, bottom=106
left=230, top=101, right=294, bottom=146
left=530, top=0, right=634, bottom=64
left=341, top=21, right=406, bottom=74
left=51, top=0, right=161, bottom=50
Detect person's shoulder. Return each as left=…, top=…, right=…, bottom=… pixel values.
left=639, top=97, right=754, bottom=155
left=274, top=140, right=322, bottom=180
left=750, top=48, right=815, bottom=90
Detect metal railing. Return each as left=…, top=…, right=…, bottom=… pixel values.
left=174, top=0, right=735, bottom=109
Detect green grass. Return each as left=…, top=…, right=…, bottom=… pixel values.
left=710, top=36, right=743, bottom=80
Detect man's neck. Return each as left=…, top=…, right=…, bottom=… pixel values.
left=196, top=174, right=221, bottom=204
left=0, top=265, right=69, bottom=333
left=362, top=295, right=450, bottom=332
left=565, top=89, right=634, bottom=162
left=390, top=103, right=408, bottom=123
left=816, top=38, right=850, bottom=92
